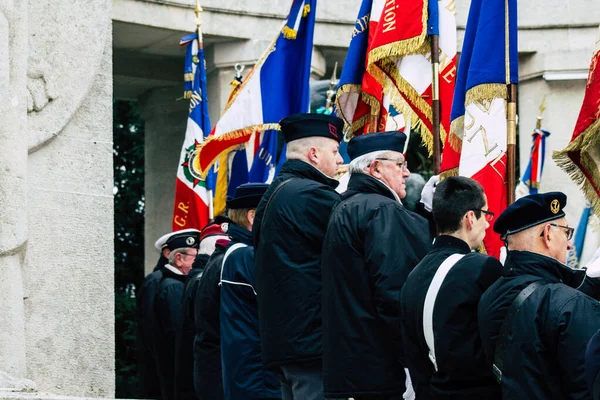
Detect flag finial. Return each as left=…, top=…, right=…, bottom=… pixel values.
left=536, top=96, right=547, bottom=129
left=194, top=0, right=204, bottom=43
left=325, top=62, right=339, bottom=112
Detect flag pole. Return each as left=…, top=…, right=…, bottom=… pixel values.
left=535, top=96, right=546, bottom=130
left=325, top=62, right=338, bottom=114
left=193, top=0, right=214, bottom=220
left=431, top=35, right=441, bottom=174
left=506, top=84, right=517, bottom=205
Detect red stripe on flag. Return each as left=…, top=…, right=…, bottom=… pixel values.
left=172, top=178, right=209, bottom=231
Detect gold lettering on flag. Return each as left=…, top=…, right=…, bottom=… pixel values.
left=188, top=89, right=203, bottom=113
left=352, top=13, right=371, bottom=38
left=445, top=0, right=456, bottom=14
left=382, top=0, right=397, bottom=33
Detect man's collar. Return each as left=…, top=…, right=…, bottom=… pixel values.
left=164, top=264, right=184, bottom=275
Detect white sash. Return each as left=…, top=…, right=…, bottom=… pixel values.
left=423, top=253, right=465, bottom=371
left=218, top=243, right=256, bottom=295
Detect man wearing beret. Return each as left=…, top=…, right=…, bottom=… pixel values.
left=152, top=229, right=201, bottom=400
left=137, top=229, right=196, bottom=399
left=219, top=183, right=281, bottom=400
left=174, top=219, right=230, bottom=400
left=321, top=131, right=432, bottom=400
left=477, top=192, right=600, bottom=400
left=253, top=113, right=344, bottom=399
left=400, top=176, right=503, bottom=400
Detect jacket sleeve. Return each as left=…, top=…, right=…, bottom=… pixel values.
left=365, top=204, right=430, bottom=354
left=156, top=283, right=184, bottom=342
left=195, top=263, right=221, bottom=347
left=555, top=295, right=600, bottom=399
left=299, top=185, right=340, bottom=245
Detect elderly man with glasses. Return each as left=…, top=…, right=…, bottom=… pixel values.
left=400, top=176, right=503, bottom=400
left=477, top=192, right=600, bottom=400
left=321, top=130, right=432, bottom=400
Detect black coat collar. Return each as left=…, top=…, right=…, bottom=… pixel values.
left=227, top=223, right=253, bottom=246
left=505, top=250, right=585, bottom=287
left=431, top=235, right=472, bottom=254
left=344, top=173, right=397, bottom=202
left=280, top=159, right=339, bottom=189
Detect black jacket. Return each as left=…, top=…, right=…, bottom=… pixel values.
left=193, top=242, right=228, bottom=400
left=253, top=159, right=340, bottom=367
left=400, top=235, right=502, bottom=400
left=478, top=250, right=600, bottom=400
left=174, top=254, right=210, bottom=400
left=154, top=266, right=188, bottom=400
left=586, top=329, right=600, bottom=400
left=321, top=173, right=432, bottom=397
left=220, top=224, right=281, bottom=400
left=137, top=266, right=164, bottom=399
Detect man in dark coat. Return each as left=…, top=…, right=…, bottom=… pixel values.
left=152, top=229, right=201, bottom=400
left=219, top=183, right=281, bottom=400
left=193, top=235, right=230, bottom=400
left=478, top=192, right=600, bottom=400
left=321, top=131, right=431, bottom=400
left=253, top=113, right=344, bottom=399
left=174, top=219, right=229, bottom=400
left=137, top=230, right=186, bottom=398
left=400, top=176, right=502, bottom=400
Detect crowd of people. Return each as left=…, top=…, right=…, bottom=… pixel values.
left=137, top=113, right=600, bottom=400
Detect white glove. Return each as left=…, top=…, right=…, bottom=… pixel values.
left=420, top=175, right=440, bottom=212
left=585, top=247, right=600, bottom=278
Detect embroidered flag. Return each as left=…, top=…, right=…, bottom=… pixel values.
left=553, top=25, right=600, bottom=215
left=172, top=33, right=212, bottom=230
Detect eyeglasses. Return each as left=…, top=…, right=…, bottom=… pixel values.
left=181, top=251, right=198, bottom=258
left=375, top=158, right=409, bottom=171
left=473, top=209, right=495, bottom=222
left=541, top=223, right=574, bottom=240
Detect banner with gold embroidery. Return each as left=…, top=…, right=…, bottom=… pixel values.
left=554, top=26, right=600, bottom=216
left=441, top=0, right=518, bottom=258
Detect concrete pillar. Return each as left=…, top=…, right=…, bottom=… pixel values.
left=139, top=85, right=189, bottom=275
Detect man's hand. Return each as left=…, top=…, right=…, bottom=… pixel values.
left=420, top=175, right=439, bottom=212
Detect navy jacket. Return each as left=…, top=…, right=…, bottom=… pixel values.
left=478, top=250, right=600, bottom=400
left=321, top=173, right=431, bottom=397
left=253, top=159, right=340, bottom=367
left=220, top=224, right=281, bottom=400
left=401, top=235, right=502, bottom=400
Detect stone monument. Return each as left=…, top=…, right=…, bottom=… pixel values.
left=0, top=0, right=114, bottom=397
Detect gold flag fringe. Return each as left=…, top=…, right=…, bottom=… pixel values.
left=439, top=167, right=459, bottom=180
left=282, top=26, right=297, bottom=40
left=303, top=4, right=310, bottom=17
left=335, top=83, right=363, bottom=124
left=184, top=90, right=192, bottom=99
left=465, top=84, right=507, bottom=105
left=366, top=4, right=428, bottom=67
left=213, top=151, right=229, bottom=217
left=448, top=116, right=464, bottom=152
left=184, top=73, right=194, bottom=82
left=553, top=118, right=600, bottom=216
left=198, top=123, right=281, bottom=177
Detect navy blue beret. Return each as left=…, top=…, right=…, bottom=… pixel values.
left=494, top=192, right=567, bottom=238
left=162, top=229, right=201, bottom=250
left=347, top=131, right=407, bottom=161
left=280, top=113, right=344, bottom=144
left=226, top=183, right=269, bottom=209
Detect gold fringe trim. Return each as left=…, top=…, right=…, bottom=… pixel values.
left=465, top=84, right=507, bottom=105
left=198, top=123, right=281, bottom=177
left=303, top=4, right=310, bottom=17
left=477, top=243, right=487, bottom=255
left=213, top=151, right=229, bottom=217
left=552, top=117, right=600, bottom=216
left=184, top=73, right=194, bottom=82
left=449, top=116, right=464, bottom=152
left=184, top=90, right=192, bottom=100
left=335, top=83, right=364, bottom=124
left=439, top=167, right=459, bottom=181
left=282, top=25, right=297, bottom=40
left=366, top=3, right=428, bottom=67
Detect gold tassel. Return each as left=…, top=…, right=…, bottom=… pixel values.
left=282, top=26, right=297, bottom=40
left=184, top=90, right=192, bottom=99
left=198, top=123, right=281, bottom=177
left=553, top=118, right=600, bottom=216
left=184, top=73, right=194, bottom=82
left=448, top=116, right=465, bottom=152
left=465, top=84, right=507, bottom=104
left=302, top=4, right=310, bottom=17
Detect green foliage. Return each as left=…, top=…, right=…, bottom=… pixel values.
left=114, top=100, right=145, bottom=398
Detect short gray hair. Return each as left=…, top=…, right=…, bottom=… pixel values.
left=285, top=137, right=314, bottom=160
left=169, top=247, right=192, bottom=264
left=348, top=150, right=389, bottom=175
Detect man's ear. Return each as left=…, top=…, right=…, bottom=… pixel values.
left=465, top=210, right=475, bottom=230
left=540, top=224, right=552, bottom=249
left=369, top=160, right=381, bottom=177
left=162, top=248, right=171, bottom=259
left=307, top=146, right=319, bottom=164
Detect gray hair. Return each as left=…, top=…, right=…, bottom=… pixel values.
left=348, top=150, right=389, bottom=175
left=168, top=247, right=192, bottom=264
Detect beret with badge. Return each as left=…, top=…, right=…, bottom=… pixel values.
left=279, top=113, right=344, bottom=144
left=347, top=130, right=408, bottom=161
left=154, top=228, right=201, bottom=251
left=226, top=183, right=270, bottom=210
left=199, top=215, right=230, bottom=242
left=493, top=191, right=567, bottom=239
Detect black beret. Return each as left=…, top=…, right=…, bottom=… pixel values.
left=162, top=229, right=201, bottom=251
left=494, top=192, right=567, bottom=238
left=226, top=183, right=269, bottom=209
left=280, top=113, right=344, bottom=143
left=347, top=131, right=407, bottom=160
